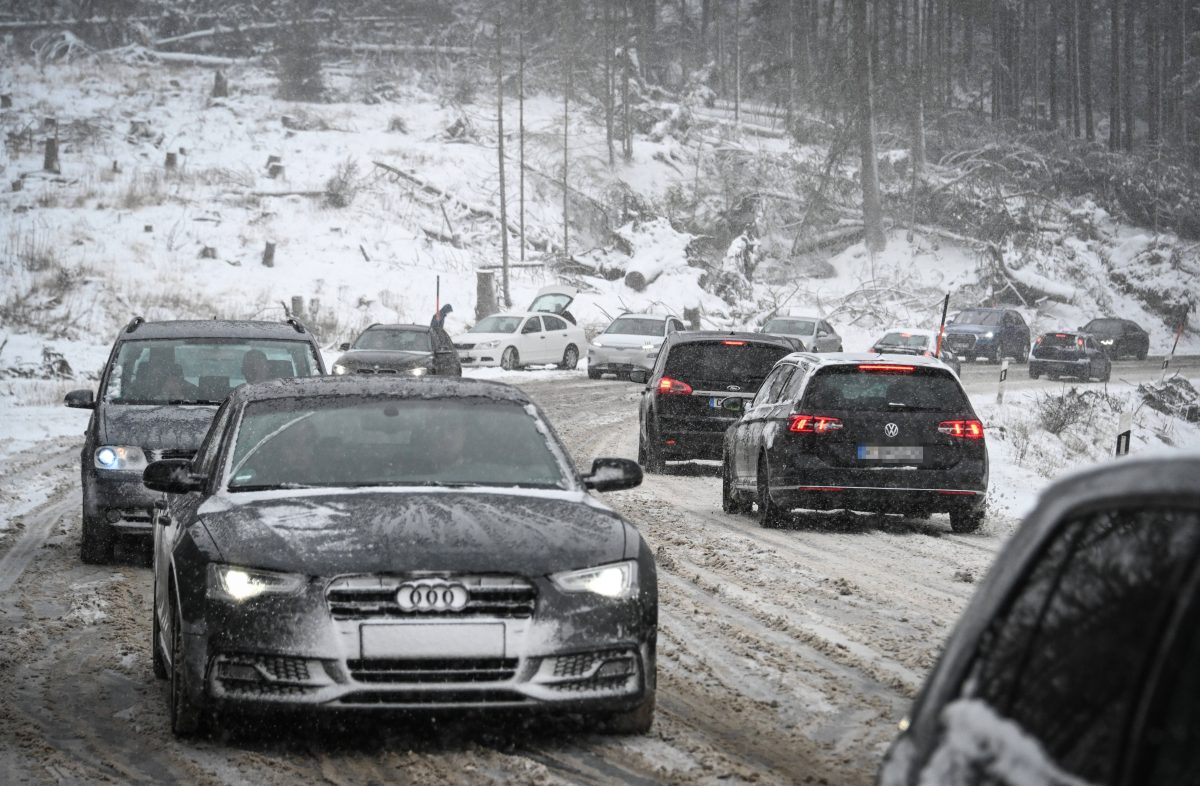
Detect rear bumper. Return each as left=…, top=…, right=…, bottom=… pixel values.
left=770, top=484, right=985, bottom=514
left=457, top=350, right=501, bottom=367
left=654, top=418, right=736, bottom=461
left=588, top=346, right=656, bottom=373
left=1029, top=358, right=1091, bottom=376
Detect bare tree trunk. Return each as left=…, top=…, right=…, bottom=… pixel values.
left=622, top=0, right=633, bottom=162
left=1148, top=0, right=1161, bottom=144
left=1050, top=0, right=1059, bottom=127
left=788, top=0, right=796, bottom=121
left=1069, top=0, right=1081, bottom=136
left=911, top=0, right=925, bottom=177
left=562, top=13, right=571, bottom=258
left=734, top=0, right=741, bottom=122
left=496, top=24, right=510, bottom=307
left=605, top=0, right=615, bottom=166
left=1080, top=0, right=1094, bottom=140
left=1123, top=0, right=1135, bottom=149
left=852, top=0, right=886, bottom=253
left=1109, top=0, right=1121, bottom=150
left=518, top=0, right=526, bottom=268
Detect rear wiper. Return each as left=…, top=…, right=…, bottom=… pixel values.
left=166, top=399, right=223, bottom=405
left=887, top=401, right=912, bottom=409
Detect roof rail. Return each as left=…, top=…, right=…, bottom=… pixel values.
left=366, top=322, right=381, bottom=329
left=285, top=316, right=307, bottom=334
left=124, top=316, right=145, bottom=333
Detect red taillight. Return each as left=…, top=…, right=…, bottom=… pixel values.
left=656, top=376, right=693, bottom=395
left=858, top=364, right=915, bottom=373
left=1036, top=335, right=1044, bottom=345
left=938, top=420, right=985, bottom=439
left=722, top=340, right=747, bottom=346
left=1054, top=333, right=1067, bottom=338
left=1076, top=338, right=1084, bottom=348
left=789, top=414, right=843, bottom=434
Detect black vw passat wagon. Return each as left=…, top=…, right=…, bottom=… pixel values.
left=722, top=353, right=988, bottom=532
left=145, top=376, right=656, bottom=736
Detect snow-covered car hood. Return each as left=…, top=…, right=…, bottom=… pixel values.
left=197, top=489, right=629, bottom=575
left=100, top=404, right=218, bottom=452
left=334, top=350, right=431, bottom=371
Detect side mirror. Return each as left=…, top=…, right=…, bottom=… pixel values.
left=339, top=342, right=351, bottom=352
left=721, top=397, right=744, bottom=413
left=583, top=457, right=642, bottom=492
left=628, top=369, right=649, bottom=385
left=64, top=389, right=95, bottom=409
left=1076, top=326, right=1084, bottom=333
left=143, top=459, right=205, bottom=494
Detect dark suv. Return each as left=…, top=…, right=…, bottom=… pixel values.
left=1028, top=331, right=1112, bottom=381
left=721, top=353, right=987, bottom=532
left=943, top=307, right=1031, bottom=364
left=630, top=332, right=800, bottom=472
left=1080, top=317, right=1150, bottom=359
left=63, top=317, right=325, bottom=563
left=879, top=454, right=1200, bottom=786
left=333, top=323, right=461, bottom=377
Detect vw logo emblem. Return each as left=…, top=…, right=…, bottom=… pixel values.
left=726, top=385, right=742, bottom=392
left=884, top=422, right=900, bottom=438
left=396, top=579, right=470, bottom=612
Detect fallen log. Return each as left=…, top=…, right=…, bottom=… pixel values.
left=790, top=224, right=864, bottom=255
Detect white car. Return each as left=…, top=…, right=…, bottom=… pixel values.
left=760, top=313, right=843, bottom=352
left=587, top=312, right=686, bottom=380
left=454, top=286, right=587, bottom=370
left=869, top=327, right=962, bottom=376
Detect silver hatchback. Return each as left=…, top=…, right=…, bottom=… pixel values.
left=588, top=313, right=686, bottom=380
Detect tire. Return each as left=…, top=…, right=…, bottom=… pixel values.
left=949, top=508, right=985, bottom=534
left=641, top=425, right=666, bottom=474
left=1100, top=362, right=1111, bottom=383
left=722, top=457, right=749, bottom=514
left=1137, top=346, right=1148, bottom=361
left=1015, top=342, right=1029, bottom=363
left=990, top=344, right=1003, bottom=364
left=152, top=583, right=167, bottom=680
left=835, top=345, right=844, bottom=352
left=587, top=367, right=603, bottom=380
left=169, top=597, right=207, bottom=737
left=80, top=510, right=113, bottom=565
left=559, top=344, right=579, bottom=370
left=500, top=346, right=521, bottom=371
left=1028, top=365, right=1041, bottom=380
left=756, top=459, right=783, bottom=528
left=601, top=689, right=656, bottom=735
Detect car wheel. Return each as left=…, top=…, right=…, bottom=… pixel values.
left=80, top=509, right=113, bottom=564
left=1028, top=365, right=1041, bottom=379
left=587, top=367, right=602, bottom=380
left=1137, top=346, right=1148, bottom=361
left=500, top=346, right=521, bottom=371
left=835, top=345, right=843, bottom=352
left=1016, top=342, right=1029, bottom=363
left=600, top=689, right=656, bottom=735
left=756, top=459, right=783, bottom=528
left=559, top=344, right=579, bottom=370
left=152, top=582, right=167, bottom=680
left=990, top=344, right=1003, bottom=364
left=722, top=457, right=748, bottom=514
left=170, top=596, right=208, bottom=737
left=641, top=426, right=666, bottom=474
left=949, top=508, right=985, bottom=534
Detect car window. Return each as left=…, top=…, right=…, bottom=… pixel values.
left=543, top=315, right=567, bottom=331
left=956, top=310, right=1003, bottom=326
left=103, top=338, right=320, bottom=405
left=921, top=507, right=1200, bottom=784
left=227, top=397, right=570, bottom=491
left=606, top=317, right=665, bottom=336
left=193, top=401, right=234, bottom=477
left=878, top=332, right=931, bottom=349
left=353, top=328, right=432, bottom=352
left=1142, top=559, right=1200, bottom=786
left=1084, top=318, right=1123, bottom=333
left=750, top=366, right=789, bottom=409
left=779, top=363, right=809, bottom=402
left=819, top=321, right=834, bottom=335
left=1040, top=333, right=1080, bottom=348
left=522, top=317, right=543, bottom=334
left=802, top=367, right=969, bottom=412
left=471, top=315, right=522, bottom=333
left=762, top=365, right=796, bottom=406
left=664, top=341, right=793, bottom=387
left=670, top=319, right=685, bottom=332
left=762, top=318, right=815, bottom=335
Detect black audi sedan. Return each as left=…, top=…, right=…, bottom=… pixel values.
left=1079, top=317, right=1151, bottom=360
left=878, top=453, right=1200, bottom=786
left=630, top=331, right=802, bottom=472
left=722, top=353, right=987, bottom=532
left=64, top=316, right=325, bottom=563
left=144, top=377, right=656, bottom=736
left=333, top=323, right=461, bottom=377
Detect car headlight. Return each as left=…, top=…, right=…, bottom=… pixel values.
left=94, top=445, right=148, bottom=471
left=592, top=340, right=605, bottom=348
left=209, top=565, right=305, bottom=602
left=477, top=340, right=501, bottom=349
left=1101, top=339, right=1114, bottom=345
left=333, top=363, right=348, bottom=375
left=408, top=366, right=428, bottom=376
left=983, top=331, right=994, bottom=339
left=550, top=560, right=637, bottom=599
left=642, top=343, right=658, bottom=352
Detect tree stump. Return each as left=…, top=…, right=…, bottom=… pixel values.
left=212, top=70, right=228, bottom=98
left=475, top=270, right=499, bottom=321
left=262, top=241, right=276, bottom=268
left=0, top=94, right=12, bottom=108
left=42, top=117, right=56, bottom=132
left=144, top=225, right=153, bottom=233
left=11, top=179, right=22, bottom=192
left=683, top=307, right=701, bottom=330
left=164, top=152, right=177, bottom=170
left=43, top=138, right=60, bottom=173
left=291, top=296, right=305, bottom=318
left=309, top=298, right=320, bottom=323
left=112, top=160, right=120, bottom=173
left=267, top=163, right=284, bottom=179
left=266, top=155, right=281, bottom=168
left=199, top=246, right=217, bottom=259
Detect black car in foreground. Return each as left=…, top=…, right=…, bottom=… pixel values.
left=64, top=317, right=325, bottom=563
left=333, top=323, right=461, bottom=377
left=630, top=331, right=802, bottom=472
left=1080, top=317, right=1151, bottom=359
left=1028, top=331, right=1112, bottom=381
left=878, top=453, right=1200, bottom=786
left=722, top=353, right=987, bottom=532
left=145, top=377, right=656, bottom=736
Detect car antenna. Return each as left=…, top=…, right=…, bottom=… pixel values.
left=285, top=316, right=307, bottom=333
left=124, top=315, right=145, bottom=333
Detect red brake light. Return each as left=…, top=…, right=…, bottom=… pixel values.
left=858, top=364, right=914, bottom=373
left=938, top=420, right=985, bottom=439
left=1036, top=335, right=1044, bottom=345
left=722, top=340, right=747, bottom=346
left=789, top=414, right=843, bottom=434
left=1076, top=338, right=1084, bottom=348
left=656, top=376, right=693, bottom=395
left=1054, top=333, right=1067, bottom=338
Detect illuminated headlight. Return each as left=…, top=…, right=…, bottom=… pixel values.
left=477, top=340, right=501, bottom=349
left=333, top=364, right=348, bottom=375
left=408, top=366, right=428, bottom=376
left=550, top=561, right=637, bottom=599
left=209, top=565, right=305, bottom=602
left=1100, top=339, right=1114, bottom=345
left=642, top=343, right=658, bottom=351
left=983, top=331, right=995, bottom=339
left=94, top=445, right=148, bottom=471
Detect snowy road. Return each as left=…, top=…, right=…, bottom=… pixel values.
left=0, top=373, right=1051, bottom=786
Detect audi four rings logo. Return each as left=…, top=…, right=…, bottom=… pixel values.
left=396, top=579, right=470, bottom=612
left=884, top=423, right=900, bottom=438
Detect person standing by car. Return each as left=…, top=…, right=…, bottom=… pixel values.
left=431, top=303, right=453, bottom=329
left=241, top=349, right=270, bottom=384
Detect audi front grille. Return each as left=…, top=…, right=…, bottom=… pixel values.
left=325, top=574, right=537, bottom=619
left=346, top=657, right=519, bottom=684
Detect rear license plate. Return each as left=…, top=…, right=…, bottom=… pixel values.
left=857, top=445, right=924, bottom=462
left=708, top=397, right=722, bottom=408
left=360, top=623, right=505, bottom=659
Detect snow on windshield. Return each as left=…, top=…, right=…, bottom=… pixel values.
left=605, top=317, right=664, bottom=336
left=471, top=316, right=522, bottom=334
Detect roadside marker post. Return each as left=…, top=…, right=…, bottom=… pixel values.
left=1161, top=320, right=1184, bottom=382
left=1115, top=412, right=1133, bottom=457
left=935, top=294, right=950, bottom=359
left=996, top=360, right=1009, bottom=405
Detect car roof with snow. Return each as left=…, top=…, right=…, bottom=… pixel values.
left=614, top=312, right=673, bottom=320
left=666, top=330, right=802, bottom=349
left=117, top=317, right=316, bottom=341
left=224, top=375, right=531, bottom=405
left=360, top=323, right=432, bottom=331
left=779, top=351, right=953, bottom=370
left=878, top=327, right=938, bottom=338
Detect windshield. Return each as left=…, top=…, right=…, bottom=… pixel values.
left=606, top=317, right=665, bottom=337
left=664, top=342, right=792, bottom=387
left=471, top=316, right=522, bottom=334
left=103, top=339, right=321, bottom=405
left=953, top=310, right=1003, bottom=326
left=877, top=332, right=931, bottom=349
left=353, top=329, right=432, bottom=352
left=227, top=397, right=569, bottom=491
left=762, top=318, right=816, bottom=335
left=1083, top=319, right=1123, bottom=332
left=803, top=367, right=969, bottom=412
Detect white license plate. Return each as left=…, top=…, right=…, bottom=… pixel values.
left=857, top=445, right=924, bottom=462
left=360, top=623, right=505, bottom=659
